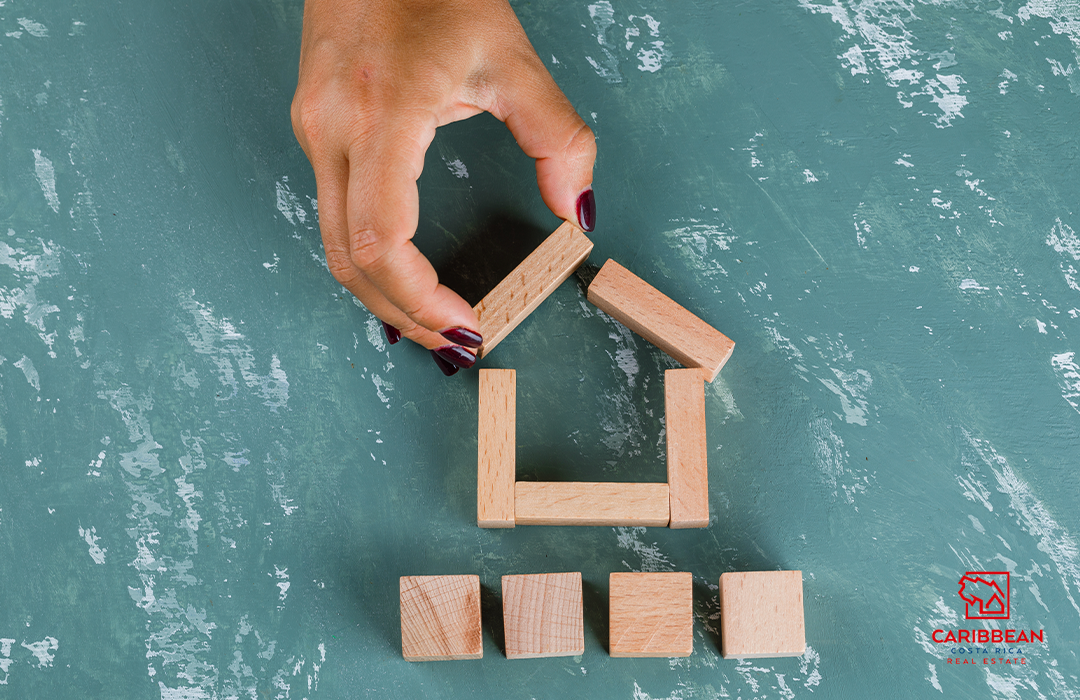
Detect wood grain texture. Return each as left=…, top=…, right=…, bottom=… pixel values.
left=478, top=369, right=516, bottom=528
left=665, top=369, right=709, bottom=528
left=473, top=221, right=594, bottom=358
left=587, top=259, right=734, bottom=381
left=514, top=482, right=670, bottom=527
left=719, top=571, right=805, bottom=659
left=609, top=572, right=693, bottom=658
left=501, top=572, right=584, bottom=659
left=400, top=575, right=483, bottom=661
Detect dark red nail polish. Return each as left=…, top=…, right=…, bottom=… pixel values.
left=433, top=345, right=476, bottom=370
left=440, top=327, right=483, bottom=349
left=576, top=188, right=596, bottom=232
left=382, top=321, right=402, bottom=345
left=430, top=350, right=459, bottom=376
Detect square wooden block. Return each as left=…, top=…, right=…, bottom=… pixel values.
left=502, top=572, right=584, bottom=659
left=719, top=571, right=805, bottom=659
left=609, top=572, right=693, bottom=657
left=400, top=575, right=482, bottom=661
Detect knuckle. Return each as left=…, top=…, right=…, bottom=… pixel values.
left=350, top=228, right=393, bottom=273
left=566, top=122, right=597, bottom=162
left=292, top=94, right=329, bottom=142
left=324, top=250, right=358, bottom=286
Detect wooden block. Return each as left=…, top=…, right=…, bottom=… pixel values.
left=473, top=221, right=594, bottom=358
left=609, top=572, right=693, bottom=657
left=478, top=369, right=516, bottom=528
left=719, top=571, right=805, bottom=659
left=665, top=369, right=709, bottom=529
left=587, top=259, right=734, bottom=381
left=400, top=575, right=483, bottom=661
left=514, top=482, right=670, bottom=527
left=502, top=572, right=584, bottom=659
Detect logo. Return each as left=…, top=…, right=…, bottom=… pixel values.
left=932, top=570, right=1043, bottom=662
left=958, top=571, right=1010, bottom=620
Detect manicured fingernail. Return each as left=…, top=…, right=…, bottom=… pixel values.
left=382, top=321, right=402, bottom=345
left=430, top=350, right=459, bottom=376
left=433, top=345, right=476, bottom=370
left=440, top=327, right=483, bottom=349
left=576, top=188, right=596, bottom=232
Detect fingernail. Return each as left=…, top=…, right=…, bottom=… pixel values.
left=430, top=350, right=459, bottom=376
left=576, top=188, right=596, bottom=232
left=382, top=321, right=402, bottom=345
left=439, top=327, right=483, bottom=349
left=433, top=345, right=476, bottom=370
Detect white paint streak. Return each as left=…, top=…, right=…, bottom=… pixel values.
left=799, top=0, right=970, bottom=126
left=959, top=278, right=989, bottom=291
left=0, top=638, right=14, bottom=684
left=615, top=526, right=674, bottom=572
left=1051, top=351, right=1080, bottom=414
left=20, top=637, right=58, bottom=668
left=443, top=158, right=469, bottom=178
left=1046, top=218, right=1080, bottom=293
left=179, top=294, right=290, bottom=412
left=1020, top=0, right=1080, bottom=93
left=79, top=525, right=107, bottom=564
left=17, top=18, right=48, bottom=37
left=927, top=662, right=943, bottom=692
left=818, top=368, right=871, bottom=426
left=274, top=176, right=308, bottom=226
left=32, top=150, right=60, bottom=213
left=364, top=314, right=387, bottom=353
left=14, top=356, right=40, bottom=391
left=965, top=431, right=1080, bottom=617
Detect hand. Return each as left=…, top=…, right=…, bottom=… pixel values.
left=291, top=0, right=597, bottom=374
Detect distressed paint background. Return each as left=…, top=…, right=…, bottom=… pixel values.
left=1, top=0, right=1078, bottom=697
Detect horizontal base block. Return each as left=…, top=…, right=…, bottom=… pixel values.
left=514, top=482, right=670, bottom=527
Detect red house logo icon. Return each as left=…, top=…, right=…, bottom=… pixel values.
left=958, top=572, right=1010, bottom=620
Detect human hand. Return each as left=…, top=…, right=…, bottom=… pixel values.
left=291, top=0, right=597, bottom=375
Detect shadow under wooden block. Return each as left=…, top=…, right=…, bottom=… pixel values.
left=718, top=571, right=805, bottom=659
left=478, top=368, right=515, bottom=528
left=609, top=572, right=693, bottom=658
left=400, top=575, right=483, bottom=661
left=514, top=482, right=670, bottom=527
left=473, top=221, right=594, bottom=358
left=502, top=572, right=584, bottom=659
left=665, top=368, right=709, bottom=529
left=587, top=259, right=734, bottom=382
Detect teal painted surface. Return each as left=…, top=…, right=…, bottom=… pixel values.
left=2, top=0, right=1079, bottom=697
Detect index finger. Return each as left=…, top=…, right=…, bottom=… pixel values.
left=345, top=118, right=483, bottom=346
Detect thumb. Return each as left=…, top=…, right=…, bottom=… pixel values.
left=488, top=54, right=597, bottom=230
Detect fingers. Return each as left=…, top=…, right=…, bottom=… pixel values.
left=483, top=44, right=598, bottom=230
left=343, top=118, right=484, bottom=347
left=309, top=149, right=467, bottom=355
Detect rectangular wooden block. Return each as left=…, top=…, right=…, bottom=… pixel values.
left=478, top=369, right=516, bottom=528
left=502, top=572, right=584, bottom=659
left=400, top=575, right=483, bottom=661
left=587, top=259, right=734, bottom=381
left=514, top=482, right=670, bottom=527
left=719, top=571, right=805, bottom=659
left=473, top=221, right=594, bottom=358
left=609, top=572, right=693, bottom=657
left=665, top=369, right=709, bottom=529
